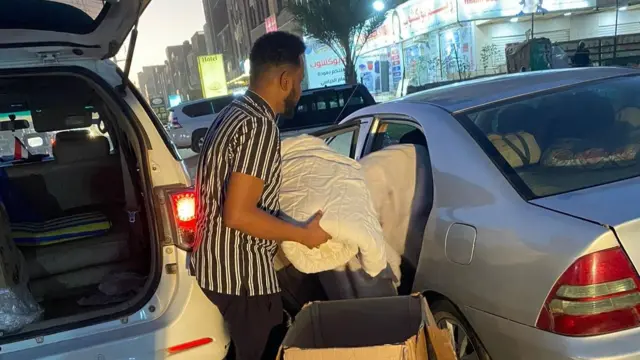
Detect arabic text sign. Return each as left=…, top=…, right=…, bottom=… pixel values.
left=304, top=38, right=345, bottom=88
left=265, top=15, right=278, bottom=33
left=360, top=0, right=456, bottom=54
left=457, top=0, right=596, bottom=21
left=198, top=55, right=228, bottom=98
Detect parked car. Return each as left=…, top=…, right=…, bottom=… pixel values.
left=311, top=67, right=640, bottom=360
left=166, top=94, right=238, bottom=152
left=0, top=1, right=226, bottom=359
left=167, top=84, right=376, bottom=152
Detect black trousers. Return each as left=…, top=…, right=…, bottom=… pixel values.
left=201, top=288, right=283, bottom=360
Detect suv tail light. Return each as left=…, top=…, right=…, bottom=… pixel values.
left=536, top=247, right=640, bottom=336
left=170, top=117, right=182, bottom=129
left=168, top=189, right=196, bottom=249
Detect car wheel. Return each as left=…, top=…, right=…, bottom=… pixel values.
left=191, top=129, right=207, bottom=153
left=431, top=299, right=491, bottom=360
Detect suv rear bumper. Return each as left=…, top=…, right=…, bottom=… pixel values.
left=465, top=306, right=640, bottom=360
left=168, top=128, right=191, bottom=148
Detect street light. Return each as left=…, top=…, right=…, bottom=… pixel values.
left=373, top=0, right=385, bottom=12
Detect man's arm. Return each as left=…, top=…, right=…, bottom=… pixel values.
left=224, top=172, right=310, bottom=243
left=222, top=117, right=329, bottom=248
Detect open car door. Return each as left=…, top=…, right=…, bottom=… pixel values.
left=0, top=0, right=151, bottom=61
left=309, top=120, right=362, bottom=159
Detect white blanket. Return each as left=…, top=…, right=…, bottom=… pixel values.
left=278, top=135, right=387, bottom=277
left=359, top=144, right=431, bottom=270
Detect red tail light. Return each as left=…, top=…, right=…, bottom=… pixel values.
left=169, top=189, right=196, bottom=249
left=536, top=247, right=640, bottom=336
left=171, top=117, right=182, bottom=129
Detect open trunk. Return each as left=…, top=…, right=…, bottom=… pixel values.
left=0, top=70, right=155, bottom=338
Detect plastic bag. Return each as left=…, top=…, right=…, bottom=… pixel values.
left=0, top=285, right=43, bottom=334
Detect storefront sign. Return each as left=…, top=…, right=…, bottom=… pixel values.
left=265, top=15, right=278, bottom=33
left=150, top=96, right=168, bottom=121
left=197, top=54, right=228, bottom=98
left=360, top=0, right=457, bottom=54
left=304, top=37, right=345, bottom=88
left=398, top=0, right=457, bottom=39
left=457, top=0, right=596, bottom=21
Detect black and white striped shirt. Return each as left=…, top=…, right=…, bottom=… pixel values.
left=192, top=90, right=281, bottom=296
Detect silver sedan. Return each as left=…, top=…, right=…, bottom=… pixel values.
left=313, top=66, right=640, bottom=360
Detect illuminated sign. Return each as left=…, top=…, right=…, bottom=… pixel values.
left=304, top=37, right=346, bottom=88
left=197, top=55, right=228, bottom=98
left=265, top=15, right=278, bottom=33
left=457, top=0, right=596, bottom=21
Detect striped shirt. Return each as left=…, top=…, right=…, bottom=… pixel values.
left=191, top=90, right=282, bottom=296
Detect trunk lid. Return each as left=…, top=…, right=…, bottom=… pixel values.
left=532, top=176, right=640, bottom=271
left=0, top=0, right=150, bottom=61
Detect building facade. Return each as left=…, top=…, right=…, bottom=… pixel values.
left=166, top=42, right=203, bottom=102
left=136, top=65, right=170, bottom=104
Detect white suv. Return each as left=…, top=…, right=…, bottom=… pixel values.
left=167, top=95, right=236, bottom=153
left=0, top=1, right=229, bottom=358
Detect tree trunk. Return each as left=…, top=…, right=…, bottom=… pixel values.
left=344, top=62, right=357, bottom=85
left=339, top=37, right=357, bottom=85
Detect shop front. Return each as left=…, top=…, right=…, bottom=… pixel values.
left=465, top=0, right=640, bottom=72
left=355, top=0, right=476, bottom=100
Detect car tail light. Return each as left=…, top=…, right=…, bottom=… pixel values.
left=169, top=189, right=196, bottom=249
left=170, top=117, right=182, bottom=129
left=536, top=247, right=640, bottom=336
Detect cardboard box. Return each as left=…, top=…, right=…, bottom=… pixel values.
left=277, top=294, right=455, bottom=360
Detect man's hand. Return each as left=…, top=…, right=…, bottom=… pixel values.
left=301, top=211, right=332, bottom=249
left=223, top=172, right=330, bottom=246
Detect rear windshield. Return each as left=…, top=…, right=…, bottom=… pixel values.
left=0, top=110, right=111, bottom=162
left=0, top=0, right=107, bottom=34
left=459, top=75, right=640, bottom=199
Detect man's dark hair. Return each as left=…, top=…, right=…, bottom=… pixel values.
left=250, top=31, right=306, bottom=83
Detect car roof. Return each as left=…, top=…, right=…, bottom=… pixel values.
left=169, top=94, right=237, bottom=111
left=398, top=67, right=640, bottom=113
left=302, top=83, right=366, bottom=95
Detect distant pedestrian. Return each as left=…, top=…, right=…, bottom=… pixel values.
left=192, top=31, right=330, bottom=360
left=573, top=41, right=591, bottom=67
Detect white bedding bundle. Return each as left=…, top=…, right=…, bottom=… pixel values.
left=277, top=135, right=387, bottom=277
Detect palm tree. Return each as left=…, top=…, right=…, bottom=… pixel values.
left=288, top=0, right=390, bottom=84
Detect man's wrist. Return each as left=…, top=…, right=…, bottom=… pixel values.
left=288, top=226, right=308, bottom=245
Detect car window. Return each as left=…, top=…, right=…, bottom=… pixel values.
left=316, top=96, right=327, bottom=110
left=182, top=101, right=213, bottom=118
left=0, top=110, right=113, bottom=161
left=460, top=75, right=640, bottom=199
left=210, top=96, right=235, bottom=112
left=369, top=121, right=423, bottom=153
left=325, top=130, right=356, bottom=157
left=340, top=89, right=365, bottom=107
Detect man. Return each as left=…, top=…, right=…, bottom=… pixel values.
left=573, top=41, right=591, bottom=67
left=191, top=31, right=330, bottom=360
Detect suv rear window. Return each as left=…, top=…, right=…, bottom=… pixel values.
left=0, top=110, right=112, bottom=161
left=460, top=75, right=640, bottom=199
